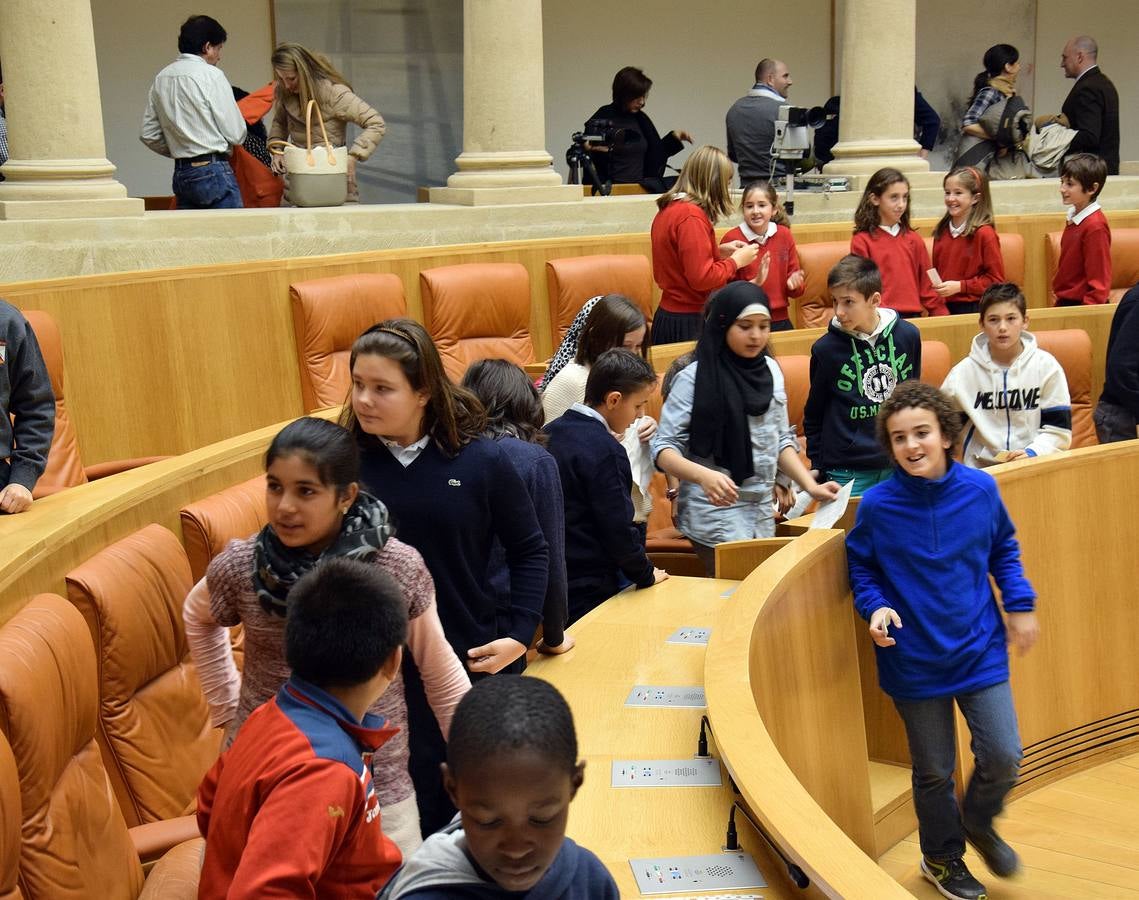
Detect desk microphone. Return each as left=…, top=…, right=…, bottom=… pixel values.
left=724, top=802, right=810, bottom=890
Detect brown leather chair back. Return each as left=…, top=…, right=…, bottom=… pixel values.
left=794, top=240, right=850, bottom=328
left=775, top=354, right=811, bottom=466
left=1034, top=329, right=1095, bottom=448
left=419, top=263, right=535, bottom=381
left=920, top=232, right=1024, bottom=290
left=920, top=340, right=951, bottom=387
left=21, top=310, right=87, bottom=498
left=289, top=273, right=407, bottom=411
left=0, top=731, right=22, bottom=900
left=545, top=255, right=654, bottom=346
left=65, top=524, right=218, bottom=829
left=0, top=594, right=145, bottom=899
left=1045, top=228, right=1139, bottom=303
left=180, top=475, right=268, bottom=582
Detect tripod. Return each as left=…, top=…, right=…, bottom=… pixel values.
left=566, top=137, right=611, bottom=196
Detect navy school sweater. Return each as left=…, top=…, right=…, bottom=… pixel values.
left=358, top=437, right=548, bottom=661
left=543, top=409, right=655, bottom=600
left=803, top=313, right=922, bottom=473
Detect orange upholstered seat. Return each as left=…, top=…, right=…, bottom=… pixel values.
left=545, top=255, right=654, bottom=346
left=1034, top=329, right=1095, bottom=448
left=1044, top=228, right=1139, bottom=304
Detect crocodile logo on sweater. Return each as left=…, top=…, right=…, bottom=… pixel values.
left=328, top=805, right=345, bottom=819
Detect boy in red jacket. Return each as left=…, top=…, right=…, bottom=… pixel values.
left=197, top=558, right=407, bottom=899
left=1053, top=153, right=1111, bottom=306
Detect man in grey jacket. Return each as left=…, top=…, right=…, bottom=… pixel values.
left=725, top=58, right=793, bottom=185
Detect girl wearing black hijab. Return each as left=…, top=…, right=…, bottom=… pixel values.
left=651, top=282, right=840, bottom=574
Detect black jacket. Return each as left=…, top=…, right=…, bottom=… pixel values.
left=584, top=102, right=682, bottom=188
left=1062, top=67, right=1120, bottom=174
left=0, top=300, right=55, bottom=492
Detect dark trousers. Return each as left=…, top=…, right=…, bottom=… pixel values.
left=172, top=158, right=242, bottom=210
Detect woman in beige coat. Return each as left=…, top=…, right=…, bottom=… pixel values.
left=269, top=43, right=386, bottom=202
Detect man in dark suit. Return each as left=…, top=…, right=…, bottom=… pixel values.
left=1059, top=35, right=1120, bottom=174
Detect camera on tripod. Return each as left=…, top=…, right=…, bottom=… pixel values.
left=566, top=118, right=642, bottom=196
left=771, top=104, right=826, bottom=218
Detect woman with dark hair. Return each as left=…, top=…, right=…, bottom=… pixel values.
left=462, top=359, right=572, bottom=655
left=956, top=44, right=1031, bottom=177
left=585, top=66, right=693, bottom=191
left=342, top=319, right=549, bottom=832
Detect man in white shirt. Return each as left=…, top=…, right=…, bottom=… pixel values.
left=140, top=16, right=247, bottom=208
left=725, top=58, right=794, bottom=185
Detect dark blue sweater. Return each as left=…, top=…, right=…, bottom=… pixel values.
left=358, top=437, right=548, bottom=660
left=0, top=301, right=55, bottom=492
left=803, top=315, right=922, bottom=473
left=544, top=410, right=654, bottom=618
left=846, top=463, right=1036, bottom=700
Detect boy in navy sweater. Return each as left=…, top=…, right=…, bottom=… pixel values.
left=0, top=299, right=55, bottom=513
left=544, top=348, right=667, bottom=624
left=846, top=382, right=1039, bottom=900
left=803, top=255, right=922, bottom=495
left=380, top=676, right=618, bottom=899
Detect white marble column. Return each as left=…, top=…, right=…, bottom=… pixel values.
left=824, top=0, right=929, bottom=176
left=0, top=0, right=141, bottom=219
left=429, top=0, right=580, bottom=206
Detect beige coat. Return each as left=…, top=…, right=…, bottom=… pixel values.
left=269, top=79, right=385, bottom=161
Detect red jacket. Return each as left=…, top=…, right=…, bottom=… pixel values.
left=651, top=200, right=738, bottom=314
left=197, top=678, right=402, bottom=899
left=1053, top=208, right=1112, bottom=305
left=721, top=223, right=803, bottom=322
left=851, top=227, right=945, bottom=315
left=931, top=224, right=1004, bottom=309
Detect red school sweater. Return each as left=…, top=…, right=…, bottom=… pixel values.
left=651, top=199, right=739, bottom=314
left=1053, top=208, right=1112, bottom=305
left=932, top=224, right=1004, bottom=309
left=720, top=223, right=804, bottom=322
left=851, top=227, right=946, bottom=315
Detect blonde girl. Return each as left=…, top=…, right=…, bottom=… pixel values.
left=268, top=42, right=386, bottom=202
left=720, top=180, right=806, bottom=331
left=851, top=167, right=945, bottom=317
left=932, top=167, right=1005, bottom=315
left=650, top=145, right=758, bottom=344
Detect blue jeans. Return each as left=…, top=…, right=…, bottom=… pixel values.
left=172, top=159, right=242, bottom=210
left=824, top=466, right=893, bottom=496
left=893, top=681, right=1022, bottom=862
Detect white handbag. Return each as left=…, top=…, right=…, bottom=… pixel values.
left=268, top=100, right=349, bottom=207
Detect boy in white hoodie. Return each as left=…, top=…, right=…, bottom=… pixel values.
left=942, top=283, right=1072, bottom=467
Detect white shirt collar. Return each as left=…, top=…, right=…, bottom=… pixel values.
left=748, top=83, right=786, bottom=101
left=1074, top=64, right=1098, bottom=84
left=381, top=433, right=430, bottom=467
left=739, top=220, right=778, bottom=244
left=570, top=402, right=610, bottom=428
left=948, top=219, right=967, bottom=238
left=1068, top=201, right=1101, bottom=225
left=878, top=223, right=902, bottom=237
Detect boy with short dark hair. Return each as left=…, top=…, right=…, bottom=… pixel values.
left=941, top=283, right=1072, bottom=466
left=847, top=381, right=1039, bottom=900
left=803, top=255, right=922, bottom=495
left=197, top=558, right=408, bottom=899
left=380, top=675, right=618, bottom=899
left=0, top=299, right=55, bottom=514
left=1053, top=153, right=1111, bottom=306
left=543, top=348, right=668, bottom=624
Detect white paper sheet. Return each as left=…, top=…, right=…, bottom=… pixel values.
left=809, top=479, right=854, bottom=529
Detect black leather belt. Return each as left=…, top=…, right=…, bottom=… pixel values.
left=175, top=153, right=227, bottom=167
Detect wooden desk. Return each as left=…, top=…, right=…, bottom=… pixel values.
left=528, top=577, right=827, bottom=898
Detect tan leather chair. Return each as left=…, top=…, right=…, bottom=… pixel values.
left=289, top=273, right=407, bottom=411
left=545, top=255, right=654, bottom=346
left=180, top=475, right=268, bottom=582
left=0, top=593, right=200, bottom=900
left=794, top=240, right=850, bottom=328
left=23, top=310, right=166, bottom=499
left=920, top=339, right=951, bottom=387
left=920, top=232, right=1025, bottom=292
left=0, top=731, right=21, bottom=900
left=65, top=524, right=219, bottom=829
left=1034, top=329, right=1095, bottom=448
left=1045, top=228, right=1139, bottom=304
left=419, top=263, right=536, bottom=381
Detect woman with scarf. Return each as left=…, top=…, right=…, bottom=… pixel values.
left=183, top=416, right=470, bottom=855
left=956, top=44, right=1031, bottom=178
left=651, top=282, right=839, bottom=575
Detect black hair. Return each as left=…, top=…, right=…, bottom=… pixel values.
left=876, top=381, right=963, bottom=459
left=827, top=254, right=882, bottom=299
left=611, top=66, right=652, bottom=109
left=972, top=44, right=1019, bottom=99
left=1060, top=153, right=1108, bottom=200
left=285, top=558, right=408, bottom=688
left=583, top=348, right=656, bottom=407
left=265, top=417, right=359, bottom=494
left=575, top=294, right=648, bottom=365
left=979, top=282, right=1027, bottom=318
left=461, top=358, right=547, bottom=445
left=447, top=676, right=577, bottom=777
left=178, top=15, right=227, bottom=54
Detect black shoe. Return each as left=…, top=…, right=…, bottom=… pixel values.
left=966, top=824, right=1021, bottom=877
left=920, top=857, right=988, bottom=900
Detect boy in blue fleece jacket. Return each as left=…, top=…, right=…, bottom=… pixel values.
left=846, top=381, right=1039, bottom=900
left=379, top=676, right=618, bottom=900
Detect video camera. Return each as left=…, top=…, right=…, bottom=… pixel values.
left=566, top=118, right=642, bottom=195
left=773, top=105, right=826, bottom=158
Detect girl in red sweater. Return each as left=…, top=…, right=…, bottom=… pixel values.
left=650, top=145, right=758, bottom=344
left=720, top=180, right=805, bottom=331
left=932, top=167, right=1004, bottom=316
left=851, top=167, right=945, bottom=317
